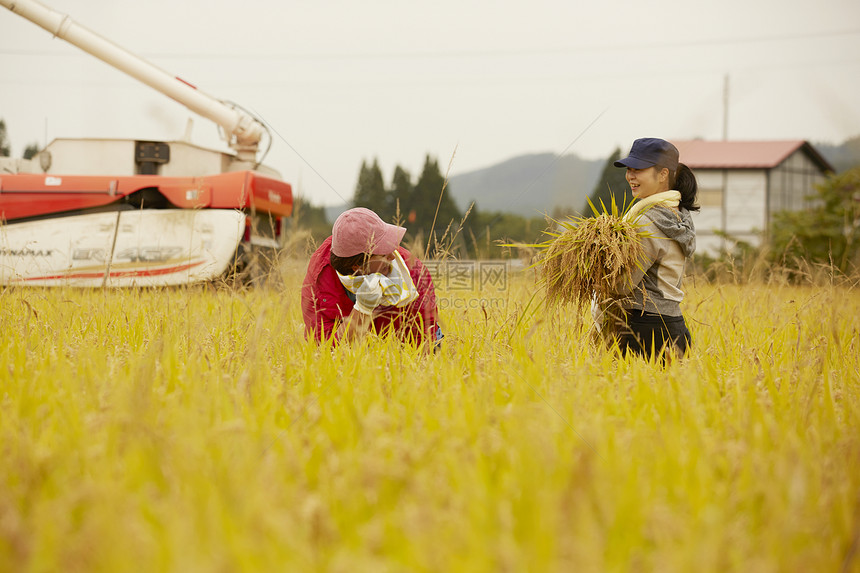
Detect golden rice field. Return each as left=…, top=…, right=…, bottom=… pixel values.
left=1, top=260, right=859, bottom=572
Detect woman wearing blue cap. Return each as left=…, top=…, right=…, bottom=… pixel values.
left=596, top=137, right=699, bottom=359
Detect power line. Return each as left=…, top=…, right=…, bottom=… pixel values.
left=2, top=56, right=858, bottom=89
left=1, top=28, right=858, bottom=61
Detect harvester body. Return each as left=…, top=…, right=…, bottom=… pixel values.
left=0, top=0, right=293, bottom=286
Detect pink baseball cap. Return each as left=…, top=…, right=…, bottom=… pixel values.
left=331, top=208, right=407, bottom=257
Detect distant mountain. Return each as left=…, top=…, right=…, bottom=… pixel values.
left=324, top=203, right=349, bottom=224
left=447, top=152, right=605, bottom=216
left=815, top=135, right=860, bottom=173
left=320, top=137, right=859, bottom=225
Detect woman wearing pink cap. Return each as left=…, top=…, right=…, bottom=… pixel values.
left=301, top=207, right=441, bottom=346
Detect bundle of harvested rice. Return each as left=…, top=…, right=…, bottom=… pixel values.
left=540, top=210, right=645, bottom=309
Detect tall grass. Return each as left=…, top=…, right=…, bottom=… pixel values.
left=0, top=261, right=858, bottom=572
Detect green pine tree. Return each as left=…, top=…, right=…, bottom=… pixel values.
left=585, top=148, right=632, bottom=215
left=409, top=155, right=461, bottom=244
left=23, top=143, right=40, bottom=160
left=390, top=165, right=413, bottom=226
left=0, top=119, right=11, bottom=157
left=353, top=159, right=390, bottom=219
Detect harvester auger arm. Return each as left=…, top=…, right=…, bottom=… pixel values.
left=1, top=0, right=267, bottom=163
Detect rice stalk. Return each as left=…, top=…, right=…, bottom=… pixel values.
left=533, top=199, right=646, bottom=309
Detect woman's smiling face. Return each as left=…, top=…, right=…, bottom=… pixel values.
left=626, top=166, right=670, bottom=199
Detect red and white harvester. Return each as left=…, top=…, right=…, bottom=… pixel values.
left=0, top=0, right=293, bottom=286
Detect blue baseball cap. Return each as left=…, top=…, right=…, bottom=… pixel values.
left=614, top=138, right=679, bottom=171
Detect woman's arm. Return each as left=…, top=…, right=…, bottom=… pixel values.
left=611, top=220, right=664, bottom=297
left=406, top=254, right=439, bottom=340
left=333, top=277, right=385, bottom=342
left=335, top=308, right=372, bottom=342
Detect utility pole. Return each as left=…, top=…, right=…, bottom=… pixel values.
left=721, top=73, right=729, bottom=253
left=722, top=74, right=730, bottom=141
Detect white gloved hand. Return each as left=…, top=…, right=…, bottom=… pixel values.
left=353, top=275, right=384, bottom=315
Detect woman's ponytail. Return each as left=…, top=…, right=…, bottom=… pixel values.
left=672, top=163, right=699, bottom=212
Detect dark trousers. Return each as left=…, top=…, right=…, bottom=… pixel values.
left=617, top=310, right=692, bottom=360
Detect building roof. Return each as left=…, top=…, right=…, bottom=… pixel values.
left=671, top=139, right=833, bottom=172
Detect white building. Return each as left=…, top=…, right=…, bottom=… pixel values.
left=672, top=140, right=833, bottom=256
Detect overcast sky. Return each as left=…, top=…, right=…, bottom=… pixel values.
left=2, top=0, right=859, bottom=206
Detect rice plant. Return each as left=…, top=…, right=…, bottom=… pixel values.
left=521, top=197, right=645, bottom=310
left=0, top=259, right=857, bottom=572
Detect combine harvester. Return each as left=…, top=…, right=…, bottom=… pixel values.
left=0, top=0, right=293, bottom=286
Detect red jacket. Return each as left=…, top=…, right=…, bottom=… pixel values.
left=301, top=236, right=438, bottom=344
